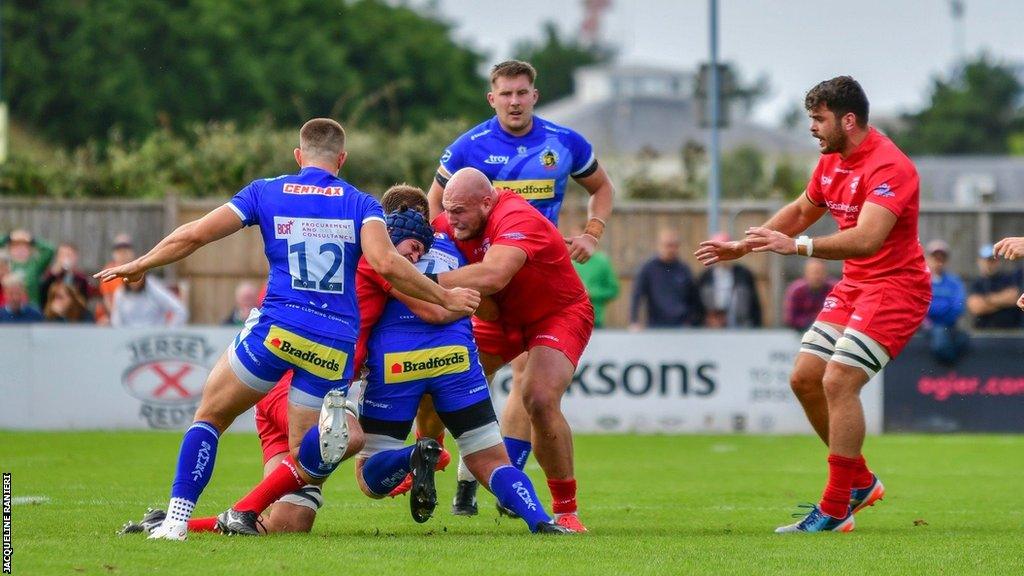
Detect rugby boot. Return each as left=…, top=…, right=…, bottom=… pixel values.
left=535, top=521, right=573, bottom=534
left=555, top=512, right=588, bottom=533
left=389, top=446, right=450, bottom=497
left=215, top=508, right=266, bottom=536
left=451, top=479, right=479, bottom=516
left=775, top=504, right=854, bottom=533
left=118, top=507, right=166, bottom=535
left=409, top=438, right=442, bottom=523
left=319, top=389, right=349, bottom=465
left=850, top=474, right=885, bottom=514
left=147, top=520, right=188, bottom=541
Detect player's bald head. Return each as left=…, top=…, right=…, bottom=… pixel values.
left=444, top=168, right=495, bottom=204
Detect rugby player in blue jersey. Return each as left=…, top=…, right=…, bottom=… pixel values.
left=97, top=118, right=480, bottom=540
left=424, top=60, right=614, bottom=532
left=353, top=205, right=568, bottom=533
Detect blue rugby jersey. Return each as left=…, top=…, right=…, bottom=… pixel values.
left=227, top=166, right=385, bottom=342
left=373, top=233, right=472, bottom=339
left=438, top=116, right=596, bottom=225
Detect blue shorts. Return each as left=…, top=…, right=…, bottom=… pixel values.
left=228, top=309, right=354, bottom=409
left=360, top=329, right=490, bottom=422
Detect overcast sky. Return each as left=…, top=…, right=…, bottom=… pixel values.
left=429, top=0, right=1024, bottom=125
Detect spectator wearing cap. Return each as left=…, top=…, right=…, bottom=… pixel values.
left=923, top=239, right=968, bottom=364
left=783, top=259, right=838, bottom=331
left=222, top=281, right=260, bottom=326
left=967, top=244, right=1023, bottom=329
left=99, top=233, right=136, bottom=322
left=696, top=232, right=761, bottom=328
left=0, top=273, right=44, bottom=323
left=1, top=229, right=56, bottom=309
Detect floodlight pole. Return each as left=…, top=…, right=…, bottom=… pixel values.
left=707, top=0, right=721, bottom=236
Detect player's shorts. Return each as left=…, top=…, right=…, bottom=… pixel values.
left=229, top=309, right=354, bottom=409
left=254, top=375, right=292, bottom=463
left=472, top=299, right=594, bottom=367
left=360, top=329, right=490, bottom=424
left=815, top=277, right=931, bottom=358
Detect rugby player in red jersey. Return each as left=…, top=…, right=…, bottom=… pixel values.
left=696, top=76, right=931, bottom=533
left=431, top=167, right=596, bottom=532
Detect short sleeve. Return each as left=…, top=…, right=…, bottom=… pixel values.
left=490, top=209, right=548, bottom=259
left=567, top=130, right=596, bottom=177
left=360, top=193, right=386, bottom=225
left=438, top=135, right=468, bottom=179
left=227, top=180, right=263, bottom=226
left=805, top=160, right=827, bottom=207
left=864, top=163, right=916, bottom=217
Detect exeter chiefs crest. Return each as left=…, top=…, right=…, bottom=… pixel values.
left=539, top=147, right=559, bottom=170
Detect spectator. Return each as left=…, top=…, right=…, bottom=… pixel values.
left=967, top=244, right=1023, bottom=329
left=0, top=273, right=44, bottom=323
left=1, top=229, right=55, bottom=308
left=629, top=228, right=702, bottom=330
left=43, top=283, right=95, bottom=323
left=99, top=233, right=136, bottom=318
left=38, top=242, right=96, bottom=307
left=0, top=249, right=10, bottom=308
left=110, top=274, right=188, bottom=327
left=568, top=225, right=620, bottom=328
left=783, top=259, right=837, bottom=331
left=223, top=281, right=259, bottom=326
left=923, top=240, right=967, bottom=364
left=696, top=232, right=762, bottom=328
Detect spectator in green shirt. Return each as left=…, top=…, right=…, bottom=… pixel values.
left=1, top=229, right=55, bottom=308
left=569, top=225, right=620, bottom=328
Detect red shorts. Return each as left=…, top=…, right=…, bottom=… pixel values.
left=473, top=300, right=594, bottom=367
left=254, top=373, right=293, bottom=463
left=816, top=277, right=930, bottom=357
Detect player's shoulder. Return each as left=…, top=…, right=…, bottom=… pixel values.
left=871, top=130, right=916, bottom=173
left=453, top=118, right=496, bottom=145
left=536, top=115, right=588, bottom=142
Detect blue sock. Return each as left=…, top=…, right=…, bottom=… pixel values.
left=503, top=437, right=532, bottom=470
left=362, top=445, right=415, bottom=496
left=296, top=425, right=340, bottom=480
left=170, top=421, right=220, bottom=503
left=489, top=465, right=552, bottom=532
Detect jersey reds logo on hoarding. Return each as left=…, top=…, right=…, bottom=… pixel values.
left=122, top=334, right=216, bottom=429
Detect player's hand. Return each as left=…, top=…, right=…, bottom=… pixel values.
left=994, top=237, right=1024, bottom=261
left=745, top=227, right=797, bottom=256
left=94, top=260, right=147, bottom=284
left=695, top=238, right=751, bottom=266
left=443, top=287, right=481, bottom=316
left=1017, top=292, right=1024, bottom=311
left=566, top=234, right=598, bottom=264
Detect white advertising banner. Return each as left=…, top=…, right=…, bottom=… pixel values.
left=0, top=327, right=882, bottom=434
left=490, top=330, right=883, bottom=434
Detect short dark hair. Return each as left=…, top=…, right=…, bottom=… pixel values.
left=804, top=76, right=869, bottom=127
left=382, top=184, right=429, bottom=214
left=299, top=118, right=346, bottom=158
left=490, top=60, right=537, bottom=85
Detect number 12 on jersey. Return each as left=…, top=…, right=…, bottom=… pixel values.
left=275, top=216, right=356, bottom=294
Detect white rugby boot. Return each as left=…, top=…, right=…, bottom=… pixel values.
left=319, top=389, right=350, bottom=465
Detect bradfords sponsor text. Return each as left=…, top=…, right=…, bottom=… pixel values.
left=384, top=346, right=470, bottom=384
left=122, top=334, right=215, bottom=429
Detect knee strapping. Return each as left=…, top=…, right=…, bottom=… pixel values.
left=454, top=421, right=502, bottom=457
left=831, top=328, right=890, bottom=378
left=800, top=322, right=842, bottom=361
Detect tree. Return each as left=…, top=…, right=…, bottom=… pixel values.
left=512, top=22, right=614, bottom=103
left=896, top=55, right=1024, bottom=155
left=1, top=0, right=488, bottom=146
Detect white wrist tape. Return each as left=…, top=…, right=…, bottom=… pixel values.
left=796, top=235, right=814, bottom=257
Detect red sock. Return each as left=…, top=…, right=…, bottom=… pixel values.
left=820, top=454, right=858, bottom=518
left=233, top=455, right=305, bottom=514
left=852, top=455, right=874, bottom=489
left=548, top=478, right=578, bottom=515
left=187, top=517, right=218, bottom=532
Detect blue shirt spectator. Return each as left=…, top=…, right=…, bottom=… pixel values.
left=926, top=240, right=965, bottom=328
left=0, top=273, right=44, bottom=323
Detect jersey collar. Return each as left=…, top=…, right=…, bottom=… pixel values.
left=840, top=127, right=880, bottom=167
left=489, top=115, right=542, bottom=142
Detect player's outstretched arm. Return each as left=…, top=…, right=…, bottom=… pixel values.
left=361, top=220, right=479, bottom=314
left=994, top=237, right=1024, bottom=261
left=695, top=195, right=826, bottom=266
left=437, top=245, right=526, bottom=296
left=567, top=165, right=615, bottom=264
left=390, top=290, right=499, bottom=324
left=94, top=205, right=243, bottom=283
left=747, top=202, right=897, bottom=260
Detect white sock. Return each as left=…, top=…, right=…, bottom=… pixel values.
left=456, top=455, right=474, bottom=482
left=166, top=497, right=195, bottom=524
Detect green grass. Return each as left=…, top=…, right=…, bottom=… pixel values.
left=2, top=432, right=1023, bottom=575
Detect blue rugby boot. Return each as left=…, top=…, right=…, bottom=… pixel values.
left=775, top=504, right=854, bottom=533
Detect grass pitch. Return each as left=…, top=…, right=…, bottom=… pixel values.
left=2, top=431, right=1022, bottom=575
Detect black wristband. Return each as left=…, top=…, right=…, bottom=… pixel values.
left=425, top=272, right=439, bottom=284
